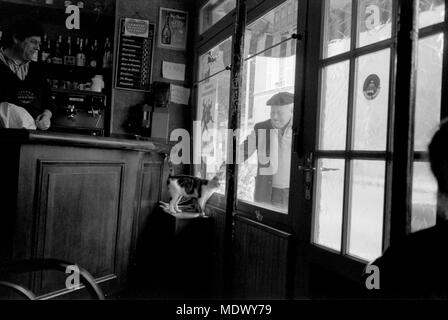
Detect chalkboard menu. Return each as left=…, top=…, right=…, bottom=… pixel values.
left=115, top=18, right=155, bottom=92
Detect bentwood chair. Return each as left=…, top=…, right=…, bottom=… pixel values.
left=0, top=258, right=105, bottom=300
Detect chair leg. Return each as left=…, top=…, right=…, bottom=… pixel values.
left=0, top=281, right=36, bottom=300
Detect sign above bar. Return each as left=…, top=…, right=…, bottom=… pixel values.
left=115, top=18, right=155, bottom=92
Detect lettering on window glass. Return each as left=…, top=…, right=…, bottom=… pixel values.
left=365, top=5, right=380, bottom=30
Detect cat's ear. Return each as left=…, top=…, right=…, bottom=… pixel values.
left=167, top=157, right=174, bottom=176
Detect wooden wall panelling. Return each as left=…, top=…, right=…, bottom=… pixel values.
left=232, top=215, right=292, bottom=299
left=0, top=144, right=22, bottom=299
left=133, top=157, right=164, bottom=270
left=0, top=144, right=21, bottom=263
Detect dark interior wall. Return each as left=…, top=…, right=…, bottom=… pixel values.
left=309, top=265, right=367, bottom=299
left=111, top=0, right=195, bottom=136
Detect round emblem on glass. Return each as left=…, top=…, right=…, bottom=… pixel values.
left=363, top=74, right=381, bottom=100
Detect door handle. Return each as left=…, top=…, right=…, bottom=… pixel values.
left=298, top=152, right=316, bottom=200
left=298, top=165, right=315, bottom=201
left=320, top=167, right=339, bottom=172
left=298, top=165, right=316, bottom=172
left=298, top=152, right=315, bottom=200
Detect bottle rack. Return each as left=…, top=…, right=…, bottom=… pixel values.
left=0, top=0, right=115, bottom=18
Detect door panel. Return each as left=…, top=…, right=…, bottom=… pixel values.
left=232, top=216, right=292, bottom=299
left=237, top=0, right=298, bottom=216
left=229, top=0, right=307, bottom=299
left=294, top=0, right=397, bottom=297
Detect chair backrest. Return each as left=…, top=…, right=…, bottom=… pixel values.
left=0, top=258, right=105, bottom=300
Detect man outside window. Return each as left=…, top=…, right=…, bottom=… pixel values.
left=239, top=91, right=294, bottom=210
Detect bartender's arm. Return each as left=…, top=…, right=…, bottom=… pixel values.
left=36, top=78, right=55, bottom=130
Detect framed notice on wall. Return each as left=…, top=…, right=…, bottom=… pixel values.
left=115, top=18, right=155, bottom=92
left=158, top=7, right=188, bottom=50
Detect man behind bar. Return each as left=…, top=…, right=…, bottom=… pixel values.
left=0, top=16, right=55, bottom=130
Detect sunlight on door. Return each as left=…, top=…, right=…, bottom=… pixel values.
left=313, top=0, right=393, bottom=262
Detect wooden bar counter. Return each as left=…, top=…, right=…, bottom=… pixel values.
left=0, top=129, right=170, bottom=299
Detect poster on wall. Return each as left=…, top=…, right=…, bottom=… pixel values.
left=198, top=79, right=217, bottom=135
left=115, top=18, right=155, bottom=92
left=158, top=7, right=188, bottom=50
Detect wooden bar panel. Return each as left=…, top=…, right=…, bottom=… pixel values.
left=33, top=161, right=125, bottom=295
left=0, top=133, right=167, bottom=298
left=133, top=160, right=164, bottom=271
left=232, top=216, right=292, bottom=299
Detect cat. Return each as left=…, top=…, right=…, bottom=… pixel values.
left=160, top=162, right=225, bottom=215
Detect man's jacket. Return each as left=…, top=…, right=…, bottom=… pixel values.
left=239, top=119, right=276, bottom=203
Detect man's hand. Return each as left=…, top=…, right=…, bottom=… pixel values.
left=35, top=110, right=52, bottom=130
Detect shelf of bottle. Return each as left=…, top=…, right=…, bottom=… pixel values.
left=50, top=87, right=107, bottom=97
left=0, top=0, right=115, bottom=18
left=38, top=62, right=113, bottom=74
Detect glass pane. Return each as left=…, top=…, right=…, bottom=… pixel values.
left=196, top=70, right=231, bottom=195
left=319, top=61, right=349, bottom=150
left=357, top=0, right=392, bottom=48
left=348, top=160, right=385, bottom=261
left=198, top=37, right=232, bottom=82
left=323, top=0, right=352, bottom=59
left=237, top=4, right=297, bottom=213
left=313, top=159, right=345, bottom=252
left=412, top=161, right=438, bottom=232
left=244, top=0, right=298, bottom=58
left=415, top=34, right=443, bottom=151
left=419, top=0, right=445, bottom=29
left=353, top=49, right=390, bottom=151
left=199, top=0, right=236, bottom=34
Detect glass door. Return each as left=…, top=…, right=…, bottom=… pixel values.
left=293, top=0, right=448, bottom=297
left=298, top=0, right=397, bottom=272
left=411, top=0, right=445, bottom=232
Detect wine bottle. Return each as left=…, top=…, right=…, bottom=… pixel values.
left=75, top=37, right=80, bottom=55
left=63, top=36, right=76, bottom=65
left=102, top=38, right=112, bottom=68
left=40, top=33, right=51, bottom=63
left=89, top=39, right=98, bottom=68
left=161, top=14, right=171, bottom=45
left=76, top=38, right=86, bottom=67
left=53, top=35, right=63, bottom=64
left=84, top=38, right=90, bottom=65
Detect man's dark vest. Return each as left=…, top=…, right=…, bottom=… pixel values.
left=0, top=61, right=53, bottom=119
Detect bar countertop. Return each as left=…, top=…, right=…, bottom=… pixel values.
left=0, top=129, right=172, bottom=154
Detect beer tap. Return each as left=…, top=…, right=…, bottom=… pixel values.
left=66, top=104, right=77, bottom=119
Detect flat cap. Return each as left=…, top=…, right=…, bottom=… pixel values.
left=266, top=92, right=294, bottom=106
